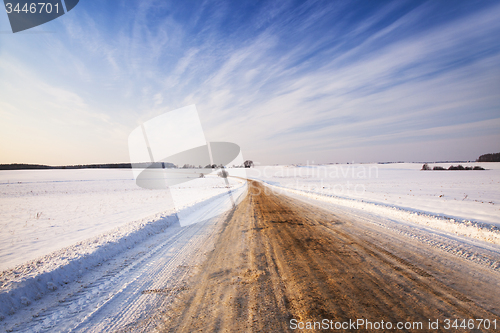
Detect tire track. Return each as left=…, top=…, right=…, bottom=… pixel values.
left=6, top=215, right=224, bottom=333
left=159, top=181, right=500, bottom=332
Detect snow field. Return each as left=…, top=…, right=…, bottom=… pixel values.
left=0, top=169, right=174, bottom=271
left=0, top=169, right=246, bottom=324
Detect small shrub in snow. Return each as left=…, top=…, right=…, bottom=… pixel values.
left=421, top=163, right=431, bottom=170
left=424, top=164, right=484, bottom=171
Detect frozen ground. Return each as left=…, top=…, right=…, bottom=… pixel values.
left=0, top=168, right=246, bottom=330
left=0, top=165, right=499, bottom=331
left=248, top=162, right=500, bottom=244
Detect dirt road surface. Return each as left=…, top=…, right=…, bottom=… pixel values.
left=149, top=181, right=500, bottom=332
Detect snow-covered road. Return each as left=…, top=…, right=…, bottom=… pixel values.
left=1, top=166, right=499, bottom=331
left=283, top=189, right=500, bottom=272
left=2, top=214, right=224, bottom=333
left=146, top=181, right=500, bottom=332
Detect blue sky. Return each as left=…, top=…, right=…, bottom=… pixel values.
left=1, top=0, right=499, bottom=165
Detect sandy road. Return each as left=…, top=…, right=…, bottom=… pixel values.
left=155, top=181, right=500, bottom=332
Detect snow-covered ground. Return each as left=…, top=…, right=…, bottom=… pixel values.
left=0, top=169, right=244, bottom=271
left=1, top=213, right=227, bottom=332
left=0, top=169, right=171, bottom=271
left=248, top=162, right=500, bottom=244
left=1, top=163, right=499, bottom=331
left=0, top=168, right=246, bottom=330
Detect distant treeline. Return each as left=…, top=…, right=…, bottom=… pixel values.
left=477, top=153, right=500, bottom=162
left=0, top=162, right=184, bottom=170
left=0, top=163, right=134, bottom=170
left=0, top=162, right=246, bottom=171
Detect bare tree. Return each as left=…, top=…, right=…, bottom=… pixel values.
left=217, top=169, right=229, bottom=178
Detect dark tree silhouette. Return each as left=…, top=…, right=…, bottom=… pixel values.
left=477, top=153, right=500, bottom=162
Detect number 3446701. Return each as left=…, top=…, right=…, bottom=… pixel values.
left=443, top=319, right=497, bottom=330
left=5, top=3, right=60, bottom=14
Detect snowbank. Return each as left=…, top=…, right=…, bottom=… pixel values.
left=0, top=210, right=176, bottom=320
